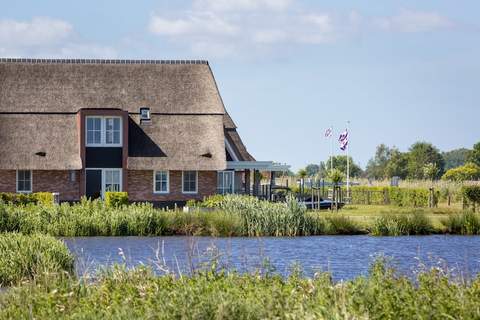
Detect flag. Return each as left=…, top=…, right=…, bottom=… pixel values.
left=339, top=129, right=348, bottom=151
left=324, top=128, right=332, bottom=138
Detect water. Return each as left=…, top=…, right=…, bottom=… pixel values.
left=64, top=235, right=480, bottom=281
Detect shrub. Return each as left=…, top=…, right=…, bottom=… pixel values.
left=462, top=186, right=480, bottom=209
left=0, top=233, right=74, bottom=286
left=34, top=192, right=54, bottom=206
left=198, top=194, right=226, bottom=208
left=0, top=192, right=38, bottom=205
left=105, top=192, right=129, bottom=208
left=442, top=163, right=480, bottom=182
left=349, top=187, right=435, bottom=207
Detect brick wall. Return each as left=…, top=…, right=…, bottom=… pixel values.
left=0, top=170, right=16, bottom=193
left=128, top=170, right=217, bottom=202
left=0, top=170, right=80, bottom=201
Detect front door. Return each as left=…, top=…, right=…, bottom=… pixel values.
left=86, top=170, right=102, bottom=199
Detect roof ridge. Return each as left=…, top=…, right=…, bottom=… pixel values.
left=0, top=58, right=209, bottom=65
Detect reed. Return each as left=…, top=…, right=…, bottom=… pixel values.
left=1, top=259, right=479, bottom=319
left=370, top=212, right=434, bottom=236
left=0, top=233, right=74, bottom=286
left=441, top=211, right=480, bottom=235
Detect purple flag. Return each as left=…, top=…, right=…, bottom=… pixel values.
left=339, top=129, right=348, bottom=150
left=325, top=128, right=332, bottom=138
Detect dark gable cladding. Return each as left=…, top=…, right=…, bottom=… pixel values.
left=0, top=58, right=230, bottom=171
left=223, top=112, right=255, bottom=161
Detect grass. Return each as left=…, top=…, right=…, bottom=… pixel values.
left=0, top=197, right=476, bottom=237
left=1, top=259, right=480, bottom=319
left=0, top=233, right=74, bottom=286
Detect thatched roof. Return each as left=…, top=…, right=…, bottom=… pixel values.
left=0, top=59, right=223, bottom=114
left=0, top=114, right=82, bottom=170
left=0, top=58, right=253, bottom=170
left=128, top=114, right=226, bottom=171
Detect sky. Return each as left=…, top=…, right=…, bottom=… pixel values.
left=1, top=0, right=479, bottom=171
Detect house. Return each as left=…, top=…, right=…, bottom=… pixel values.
left=0, top=58, right=288, bottom=206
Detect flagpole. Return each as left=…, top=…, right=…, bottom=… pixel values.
left=330, top=125, right=334, bottom=172
left=346, top=121, right=350, bottom=197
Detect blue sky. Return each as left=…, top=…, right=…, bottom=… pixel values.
left=1, top=0, right=479, bottom=170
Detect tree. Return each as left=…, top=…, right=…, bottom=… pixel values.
left=442, top=148, right=471, bottom=170
left=325, top=155, right=363, bottom=177
left=407, top=142, right=445, bottom=179
left=442, top=163, right=480, bottom=182
left=327, top=169, right=344, bottom=185
left=304, top=164, right=320, bottom=177
left=468, top=142, right=480, bottom=167
left=297, top=169, right=307, bottom=179
left=365, top=144, right=391, bottom=179
left=423, top=163, right=440, bottom=181
left=384, top=148, right=408, bottom=179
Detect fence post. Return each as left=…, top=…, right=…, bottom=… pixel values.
left=367, top=191, right=371, bottom=205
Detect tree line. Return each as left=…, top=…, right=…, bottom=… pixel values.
left=298, top=141, right=480, bottom=181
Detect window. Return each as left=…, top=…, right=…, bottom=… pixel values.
left=154, top=171, right=169, bottom=193
left=104, top=169, right=121, bottom=192
left=140, top=107, right=151, bottom=121
left=16, top=170, right=32, bottom=193
left=217, top=171, right=234, bottom=194
left=86, top=116, right=122, bottom=147
left=86, top=117, right=102, bottom=145
left=105, top=117, right=121, bottom=145
left=182, top=171, right=198, bottom=194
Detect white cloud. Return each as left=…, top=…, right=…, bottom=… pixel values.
left=193, top=0, right=292, bottom=12
left=0, top=17, right=116, bottom=58
left=374, top=10, right=453, bottom=33
left=148, top=5, right=456, bottom=58
left=149, top=12, right=238, bottom=37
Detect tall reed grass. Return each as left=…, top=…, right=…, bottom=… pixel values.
left=370, top=212, right=434, bottom=236
left=0, top=233, right=74, bottom=286
left=1, top=259, right=479, bottom=319
left=441, top=212, right=480, bottom=235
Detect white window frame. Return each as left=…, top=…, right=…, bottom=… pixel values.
left=153, top=170, right=170, bottom=194
left=86, top=116, right=123, bottom=147
left=16, top=170, right=32, bottom=193
left=85, top=168, right=122, bottom=199
left=182, top=171, right=198, bottom=194
left=217, top=171, right=235, bottom=194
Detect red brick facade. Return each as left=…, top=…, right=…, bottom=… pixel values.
left=127, top=170, right=217, bottom=202
left=0, top=169, right=217, bottom=203
left=0, top=170, right=80, bottom=201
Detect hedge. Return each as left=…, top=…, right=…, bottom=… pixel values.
left=105, top=192, right=129, bottom=207
left=462, top=186, right=480, bottom=211
left=348, top=186, right=437, bottom=208
left=0, top=192, right=54, bottom=206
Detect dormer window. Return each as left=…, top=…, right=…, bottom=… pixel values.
left=86, top=116, right=122, bottom=147
left=140, top=107, right=151, bottom=123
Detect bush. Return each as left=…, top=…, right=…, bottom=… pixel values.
left=34, top=192, right=54, bottom=206
left=105, top=192, right=128, bottom=208
left=0, top=233, right=74, bottom=286
left=0, top=192, right=38, bottom=205
left=442, top=163, right=480, bottom=182
left=462, top=186, right=480, bottom=209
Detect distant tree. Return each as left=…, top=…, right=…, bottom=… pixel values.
left=365, top=144, right=391, bottom=179
left=468, top=142, right=480, bottom=167
left=442, top=162, right=480, bottom=182
left=407, top=142, right=445, bottom=179
left=384, top=148, right=408, bottom=179
left=423, top=163, right=440, bottom=182
left=297, top=169, right=307, bottom=179
left=328, top=169, right=344, bottom=185
left=325, top=155, right=363, bottom=177
left=305, top=164, right=320, bottom=177
left=442, top=148, right=471, bottom=170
